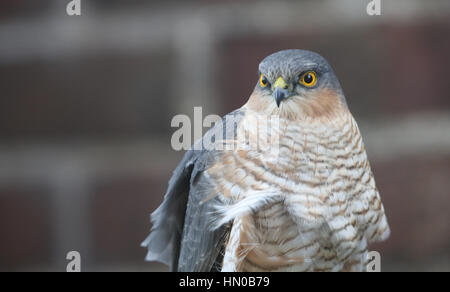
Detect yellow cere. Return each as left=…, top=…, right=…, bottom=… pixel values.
left=272, top=77, right=288, bottom=90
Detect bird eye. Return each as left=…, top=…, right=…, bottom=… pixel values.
left=299, top=71, right=317, bottom=87
left=259, top=74, right=269, bottom=88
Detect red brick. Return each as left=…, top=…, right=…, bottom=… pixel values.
left=0, top=186, right=53, bottom=271
left=91, top=171, right=171, bottom=264
left=378, top=20, right=450, bottom=114
left=370, top=156, right=450, bottom=259
left=0, top=54, right=174, bottom=140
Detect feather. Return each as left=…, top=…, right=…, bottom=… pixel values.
left=142, top=109, right=245, bottom=271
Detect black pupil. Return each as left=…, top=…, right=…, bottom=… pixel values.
left=262, top=77, right=267, bottom=85
left=304, top=74, right=313, bottom=84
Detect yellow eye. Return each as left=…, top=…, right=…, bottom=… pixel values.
left=259, top=74, right=269, bottom=88
left=299, top=71, right=317, bottom=87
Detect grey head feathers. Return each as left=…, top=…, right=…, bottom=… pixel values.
left=258, top=49, right=344, bottom=96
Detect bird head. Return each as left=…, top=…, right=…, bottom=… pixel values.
left=246, top=50, right=348, bottom=120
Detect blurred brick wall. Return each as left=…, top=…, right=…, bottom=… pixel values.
left=0, top=186, right=53, bottom=271
left=91, top=173, right=169, bottom=263
left=380, top=20, right=450, bottom=114
left=0, top=1, right=50, bottom=19
left=372, top=156, right=450, bottom=259
left=0, top=54, right=174, bottom=139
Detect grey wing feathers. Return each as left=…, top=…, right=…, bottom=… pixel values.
left=142, top=109, right=245, bottom=272
left=141, top=150, right=196, bottom=270
left=176, top=162, right=229, bottom=272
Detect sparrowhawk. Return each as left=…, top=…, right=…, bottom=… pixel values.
left=142, top=49, right=390, bottom=272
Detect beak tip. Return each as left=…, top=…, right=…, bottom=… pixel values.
left=274, top=88, right=289, bottom=108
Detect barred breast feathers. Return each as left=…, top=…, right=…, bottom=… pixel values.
left=206, top=88, right=389, bottom=271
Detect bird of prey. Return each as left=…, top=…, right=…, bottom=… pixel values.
left=142, top=49, right=390, bottom=272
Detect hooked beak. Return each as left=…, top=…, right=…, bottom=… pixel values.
left=272, top=77, right=290, bottom=107
left=274, top=88, right=290, bottom=107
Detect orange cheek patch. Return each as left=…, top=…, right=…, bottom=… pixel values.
left=300, top=88, right=345, bottom=119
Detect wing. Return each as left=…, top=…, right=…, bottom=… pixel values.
left=142, top=109, right=245, bottom=272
